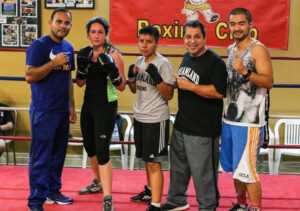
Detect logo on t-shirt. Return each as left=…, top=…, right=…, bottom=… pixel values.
left=178, top=67, right=200, bottom=84
left=49, top=49, right=72, bottom=71
left=49, top=49, right=71, bottom=60
left=49, top=49, right=56, bottom=60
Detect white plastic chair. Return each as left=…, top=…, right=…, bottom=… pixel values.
left=258, top=127, right=275, bottom=174
left=129, top=116, right=175, bottom=170
left=68, top=112, right=88, bottom=168
left=110, top=114, right=132, bottom=169
left=129, top=125, right=136, bottom=170
left=273, top=119, right=300, bottom=174
left=168, top=116, right=175, bottom=169
left=69, top=137, right=88, bottom=168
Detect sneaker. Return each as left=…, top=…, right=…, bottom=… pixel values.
left=45, top=192, right=73, bottom=205
left=161, top=203, right=190, bottom=211
left=130, top=185, right=151, bottom=202
left=229, top=203, right=250, bottom=211
left=78, top=178, right=103, bottom=195
left=102, top=195, right=114, bottom=211
left=147, top=204, right=162, bottom=211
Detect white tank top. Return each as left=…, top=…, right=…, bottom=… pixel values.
left=224, top=39, right=267, bottom=127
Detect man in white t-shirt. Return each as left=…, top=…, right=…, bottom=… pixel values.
left=128, top=26, right=174, bottom=211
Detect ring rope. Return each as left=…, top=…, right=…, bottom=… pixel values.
left=1, top=136, right=300, bottom=148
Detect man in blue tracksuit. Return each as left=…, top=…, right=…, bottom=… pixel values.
left=25, top=7, right=76, bottom=211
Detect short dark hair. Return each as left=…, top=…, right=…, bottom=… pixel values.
left=51, top=7, right=72, bottom=21
left=86, top=16, right=109, bottom=35
left=183, top=20, right=206, bottom=38
left=228, top=8, right=252, bottom=23
left=139, top=26, right=160, bottom=43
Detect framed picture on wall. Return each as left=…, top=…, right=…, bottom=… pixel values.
left=20, top=0, right=37, bottom=17
left=45, top=0, right=94, bottom=9
left=20, top=24, right=37, bottom=47
left=2, top=24, right=19, bottom=47
left=0, top=0, right=40, bottom=49
left=1, top=0, right=18, bottom=17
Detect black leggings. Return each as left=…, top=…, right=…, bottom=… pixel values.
left=80, top=100, right=117, bottom=165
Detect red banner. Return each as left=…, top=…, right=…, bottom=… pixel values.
left=109, top=0, right=290, bottom=49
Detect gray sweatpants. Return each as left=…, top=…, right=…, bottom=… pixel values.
left=166, top=128, right=220, bottom=211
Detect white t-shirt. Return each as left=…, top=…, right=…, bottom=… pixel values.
left=134, top=53, right=174, bottom=123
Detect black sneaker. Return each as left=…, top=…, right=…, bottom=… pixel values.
left=229, top=203, right=250, bottom=211
left=78, top=178, right=103, bottom=195
left=130, top=185, right=151, bottom=202
left=161, top=203, right=190, bottom=211
left=147, top=204, right=162, bottom=211
left=45, top=192, right=73, bottom=204
left=102, top=195, right=114, bottom=211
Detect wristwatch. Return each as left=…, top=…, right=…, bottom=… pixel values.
left=243, top=68, right=252, bottom=79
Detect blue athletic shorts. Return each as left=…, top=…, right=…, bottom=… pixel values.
left=220, top=122, right=264, bottom=182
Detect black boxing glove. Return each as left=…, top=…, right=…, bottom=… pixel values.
left=76, top=46, right=92, bottom=80
left=127, top=64, right=137, bottom=83
left=98, top=53, right=122, bottom=86
left=146, top=63, right=163, bottom=85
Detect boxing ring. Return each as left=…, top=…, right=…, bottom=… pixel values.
left=1, top=54, right=300, bottom=210
left=0, top=166, right=300, bottom=210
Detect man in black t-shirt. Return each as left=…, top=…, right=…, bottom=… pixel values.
left=0, top=103, right=14, bottom=157
left=161, top=20, right=227, bottom=211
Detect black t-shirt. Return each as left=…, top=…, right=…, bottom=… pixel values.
left=0, top=103, right=14, bottom=136
left=84, top=62, right=109, bottom=103
left=174, top=49, right=227, bottom=137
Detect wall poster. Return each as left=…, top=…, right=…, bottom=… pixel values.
left=0, top=0, right=40, bottom=49
left=45, top=0, right=94, bottom=9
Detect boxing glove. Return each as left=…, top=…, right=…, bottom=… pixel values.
left=127, top=64, right=137, bottom=83
left=146, top=63, right=163, bottom=85
left=76, top=46, right=92, bottom=80
left=98, top=53, right=122, bottom=86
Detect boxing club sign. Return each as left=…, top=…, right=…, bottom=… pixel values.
left=109, top=0, right=290, bottom=49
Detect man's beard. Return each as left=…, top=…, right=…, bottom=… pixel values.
left=52, top=29, right=69, bottom=41
left=233, top=30, right=250, bottom=41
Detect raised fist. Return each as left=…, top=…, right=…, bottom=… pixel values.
left=98, top=53, right=114, bottom=67
left=98, top=53, right=122, bottom=86
left=127, top=64, right=137, bottom=83
left=76, top=46, right=92, bottom=80
left=146, top=63, right=163, bottom=85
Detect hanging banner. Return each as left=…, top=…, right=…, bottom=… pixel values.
left=109, top=0, right=290, bottom=49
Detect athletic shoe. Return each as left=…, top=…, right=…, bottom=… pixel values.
left=45, top=192, right=73, bottom=204
left=102, top=195, right=114, bottom=211
left=130, top=185, right=151, bottom=202
left=161, top=203, right=190, bottom=211
left=229, top=203, right=250, bottom=211
left=78, top=178, right=103, bottom=194
left=147, top=204, right=162, bottom=211
left=30, top=206, right=44, bottom=211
